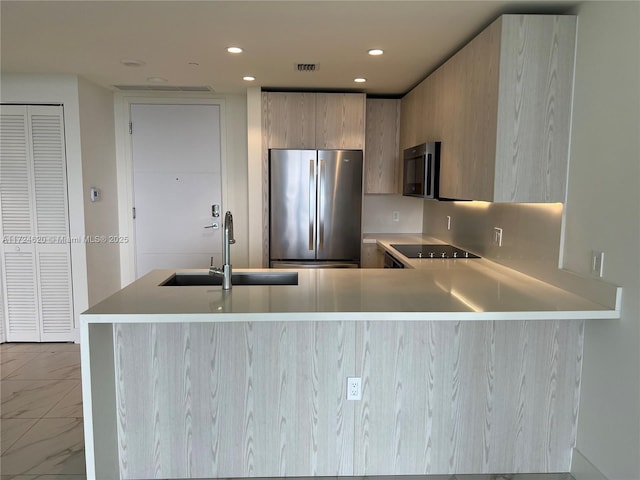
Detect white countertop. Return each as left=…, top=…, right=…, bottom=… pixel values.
left=82, top=245, right=619, bottom=323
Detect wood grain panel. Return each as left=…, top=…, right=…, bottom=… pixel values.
left=263, top=92, right=316, bottom=149
left=361, top=243, right=385, bottom=268
left=401, top=14, right=575, bottom=202
left=353, top=320, right=583, bottom=475
left=261, top=94, right=270, bottom=267
left=316, top=93, right=365, bottom=149
left=365, top=98, right=400, bottom=194
left=494, top=15, right=577, bottom=202
left=437, top=18, right=501, bottom=201
left=399, top=87, right=418, bottom=151
left=115, top=322, right=355, bottom=478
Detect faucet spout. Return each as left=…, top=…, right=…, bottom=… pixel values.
left=209, top=211, right=235, bottom=290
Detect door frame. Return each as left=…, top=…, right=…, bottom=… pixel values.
left=114, top=93, right=228, bottom=286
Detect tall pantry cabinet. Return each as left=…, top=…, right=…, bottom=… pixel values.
left=0, top=105, right=74, bottom=342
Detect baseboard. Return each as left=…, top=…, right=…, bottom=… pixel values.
left=572, top=448, right=609, bottom=480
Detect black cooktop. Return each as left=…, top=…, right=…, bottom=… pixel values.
left=390, top=244, right=479, bottom=259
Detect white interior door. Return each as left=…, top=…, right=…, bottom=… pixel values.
left=130, top=104, right=222, bottom=278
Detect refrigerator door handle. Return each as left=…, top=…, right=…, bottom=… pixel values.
left=309, top=159, right=315, bottom=251
left=318, top=159, right=325, bottom=250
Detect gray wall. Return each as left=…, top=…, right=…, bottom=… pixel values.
left=564, top=2, right=639, bottom=479
left=423, top=3, right=640, bottom=479
left=78, top=77, right=121, bottom=307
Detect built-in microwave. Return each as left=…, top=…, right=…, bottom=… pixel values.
left=402, top=142, right=440, bottom=199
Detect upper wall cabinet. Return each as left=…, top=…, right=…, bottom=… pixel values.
left=401, top=15, right=577, bottom=203
left=263, top=92, right=365, bottom=150
left=262, top=92, right=316, bottom=149
left=365, top=98, right=401, bottom=194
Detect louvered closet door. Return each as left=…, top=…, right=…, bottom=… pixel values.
left=0, top=273, right=4, bottom=342
left=1, top=106, right=39, bottom=340
left=0, top=105, right=73, bottom=342
left=31, top=107, right=73, bottom=341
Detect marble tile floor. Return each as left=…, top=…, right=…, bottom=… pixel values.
left=0, top=342, right=576, bottom=480
left=1, top=342, right=85, bottom=480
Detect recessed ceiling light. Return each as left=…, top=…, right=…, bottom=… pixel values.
left=243, top=76, right=256, bottom=81
left=354, top=78, right=367, bottom=83
left=120, top=59, right=145, bottom=67
left=227, top=46, right=243, bottom=54
left=147, top=76, right=168, bottom=83
left=368, top=49, right=384, bottom=56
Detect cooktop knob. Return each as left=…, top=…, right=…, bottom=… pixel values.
left=429, top=252, right=435, bottom=258
left=441, top=252, right=446, bottom=258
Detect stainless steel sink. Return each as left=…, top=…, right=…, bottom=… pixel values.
left=161, top=271, right=299, bottom=286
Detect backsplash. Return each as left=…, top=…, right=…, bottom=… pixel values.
left=363, top=194, right=424, bottom=233
left=422, top=200, right=565, bottom=281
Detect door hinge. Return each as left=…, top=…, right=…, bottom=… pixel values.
left=129, top=122, right=133, bottom=134
left=132, top=207, right=136, bottom=219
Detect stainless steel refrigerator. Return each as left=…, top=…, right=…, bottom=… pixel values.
left=269, top=149, right=363, bottom=268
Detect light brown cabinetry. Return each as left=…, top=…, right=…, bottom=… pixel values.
left=261, top=92, right=366, bottom=266
left=262, top=92, right=365, bottom=150
left=365, top=98, right=401, bottom=194
left=262, top=92, right=316, bottom=149
left=360, top=242, right=385, bottom=268
left=401, top=15, right=577, bottom=203
left=316, top=93, right=366, bottom=149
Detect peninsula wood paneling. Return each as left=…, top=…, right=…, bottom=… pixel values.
left=114, top=319, right=583, bottom=478
left=365, top=98, right=400, bottom=194
left=353, top=320, right=583, bottom=475
left=114, top=322, right=355, bottom=479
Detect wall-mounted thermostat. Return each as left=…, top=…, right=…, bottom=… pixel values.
left=90, top=187, right=101, bottom=202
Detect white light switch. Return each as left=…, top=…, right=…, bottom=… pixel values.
left=493, top=227, right=503, bottom=247
left=592, top=251, right=604, bottom=277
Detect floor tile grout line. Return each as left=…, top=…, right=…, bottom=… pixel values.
left=0, top=351, right=47, bottom=380
left=0, top=417, right=40, bottom=456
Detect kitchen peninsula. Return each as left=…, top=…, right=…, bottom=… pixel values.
left=80, top=254, right=619, bottom=479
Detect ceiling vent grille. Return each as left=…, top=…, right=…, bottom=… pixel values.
left=296, top=63, right=318, bottom=72
left=113, top=85, right=214, bottom=92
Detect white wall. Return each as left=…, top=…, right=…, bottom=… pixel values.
left=564, top=3, right=640, bottom=479
left=77, top=77, right=120, bottom=307
left=0, top=74, right=89, bottom=336
left=246, top=87, right=263, bottom=267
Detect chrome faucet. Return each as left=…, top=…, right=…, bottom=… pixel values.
left=209, top=211, right=235, bottom=290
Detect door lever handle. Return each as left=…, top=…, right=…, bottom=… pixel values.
left=204, top=222, right=220, bottom=229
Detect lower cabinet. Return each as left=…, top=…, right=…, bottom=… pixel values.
left=111, top=320, right=583, bottom=477
left=361, top=242, right=385, bottom=268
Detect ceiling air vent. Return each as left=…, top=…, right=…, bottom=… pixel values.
left=296, top=63, right=319, bottom=72
left=113, top=85, right=214, bottom=92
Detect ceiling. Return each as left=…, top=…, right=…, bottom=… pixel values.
left=1, top=0, right=577, bottom=96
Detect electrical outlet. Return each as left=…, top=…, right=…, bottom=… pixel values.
left=347, top=377, right=362, bottom=400
left=392, top=211, right=400, bottom=222
left=493, top=227, right=503, bottom=247
left=447, top=215, right=451, bottom=230
left=592, top=250, right=604, bottom=277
